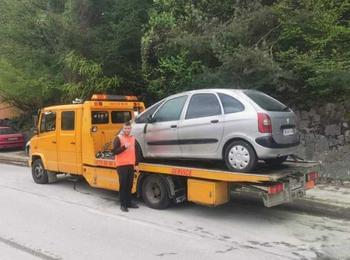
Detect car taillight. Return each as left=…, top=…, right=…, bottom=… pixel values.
left=258, top=113, right=272, bottom=133
left=268, top=183, right=284, bottom=194
left=307, top=172, right=318, bottom=182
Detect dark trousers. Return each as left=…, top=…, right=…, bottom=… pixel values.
left=117, top=165, right=134, bottom=207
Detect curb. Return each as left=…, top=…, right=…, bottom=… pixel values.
left=0, top=154, right=28, bottom=167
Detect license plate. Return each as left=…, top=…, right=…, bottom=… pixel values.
left=290, top=178, right=302, bottom=190
left=283, top=128, right=294, bottom=136
left=7, top=137, right=18, bottom=141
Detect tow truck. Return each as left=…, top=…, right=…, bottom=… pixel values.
left=29, top=94, right=319, bottom=209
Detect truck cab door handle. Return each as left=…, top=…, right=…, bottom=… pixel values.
left=170, top=125, right=177, bottom=128
left=210, top=120, right=219, bottom=123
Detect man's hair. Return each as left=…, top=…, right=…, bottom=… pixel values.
left=124, top=121, right=131, bottom=126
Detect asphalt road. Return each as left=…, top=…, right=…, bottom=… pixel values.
left=0, top=164, right=349, bottom=260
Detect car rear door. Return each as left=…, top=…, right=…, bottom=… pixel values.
left=144, top=95, right=188, bottom=157
left=177, top=93, right=224, bottom=158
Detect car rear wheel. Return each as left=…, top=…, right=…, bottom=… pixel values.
left=142, top=175, right=170, bottom=209
left=224, top=140, right=258, bottom=172
left=264, top=156, right=288, bottom=166
left=31, top=159, right=48, bottom=184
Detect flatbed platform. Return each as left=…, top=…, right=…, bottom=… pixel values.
left=94, top=158, right=319, bottom=184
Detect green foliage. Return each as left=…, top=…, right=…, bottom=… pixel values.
left=147, top=52, right=202, bottom=98
left=63, top=51, right=121, bottom=99
left=0, top=0, right=349, bottom=116
left=142, top=0, right=350, bottom=105
left=0, top=0, right=152, bottom=114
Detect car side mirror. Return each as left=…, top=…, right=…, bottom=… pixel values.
left=32, top=128, right=39, bottom=135
left=147, top=115, right=156, bottom=123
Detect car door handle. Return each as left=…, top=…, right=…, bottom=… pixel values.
left=70, top=142, right=76, bottom=145
left=170, top=125, right=177, bottom=128
left=210, top=120, right=219, bottom=123
left=52, top=141, right=56, bottom=144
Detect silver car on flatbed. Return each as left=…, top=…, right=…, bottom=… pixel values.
left=132, top=89, right=299, bottom=172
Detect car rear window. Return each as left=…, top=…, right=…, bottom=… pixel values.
left=0, top=128, right=15, bottom=134
left=244, top=91, right=288, bottom=112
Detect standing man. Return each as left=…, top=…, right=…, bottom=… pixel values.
left=112, top=121, right=139, bottom=212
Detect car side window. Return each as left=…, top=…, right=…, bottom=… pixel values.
left=218, top=93, right=244, bottom=114
left=154, top=96, right=187, bottom=122
left=61, top=111, right=75, bottom=131
left=186, top=93, right=221, bottom=119
left=40, top=112, right=56, bottom=133
left=135, top=101, right=164, bottom=124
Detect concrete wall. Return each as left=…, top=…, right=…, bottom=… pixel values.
left=294, top=102, right=350, bottom=180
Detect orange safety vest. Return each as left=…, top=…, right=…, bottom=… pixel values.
left=115, top=134, right=136, bottom=167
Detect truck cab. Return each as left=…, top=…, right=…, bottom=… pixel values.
left=29, top=95, right=145, bottom=178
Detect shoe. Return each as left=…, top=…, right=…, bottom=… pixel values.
left=120, top=206, right=128, bottom=212
left=128, top=202, right=139, bottom=209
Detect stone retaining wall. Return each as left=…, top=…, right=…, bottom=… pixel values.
left=294, top=102, right=350, bottom=180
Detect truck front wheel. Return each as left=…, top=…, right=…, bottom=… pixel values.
left=142, top=175, right=170, bottom=209
left=32, top=159, right=48, bottom=184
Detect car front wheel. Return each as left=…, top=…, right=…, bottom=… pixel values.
left=224, top=140, right=258, bottom=172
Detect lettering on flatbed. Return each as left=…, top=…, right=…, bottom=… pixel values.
left=171, top=168, right=192, bottom=176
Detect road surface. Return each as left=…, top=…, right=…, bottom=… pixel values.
left=0, top=164, right=349, bottom=260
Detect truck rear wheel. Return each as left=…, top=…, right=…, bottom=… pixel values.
left=31, top=159, right=48, bottom=184
left=142, top=175, right=170, bottom=209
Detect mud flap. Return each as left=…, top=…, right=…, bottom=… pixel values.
left=47, top=171, right=58, bottom=183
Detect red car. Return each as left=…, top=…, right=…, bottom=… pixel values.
left=0, top=127, right=25, bottom=150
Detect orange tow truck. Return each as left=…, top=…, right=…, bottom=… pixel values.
left=29, top=95, right=318, bottom=209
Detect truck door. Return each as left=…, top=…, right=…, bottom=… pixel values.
left=38, top=111, right=58, bottom=171
left=57, top=110, right=78, bottom=173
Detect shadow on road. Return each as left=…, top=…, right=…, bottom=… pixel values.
left=55, top=175, right=350, bottom=222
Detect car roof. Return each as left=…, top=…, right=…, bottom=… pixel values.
left=164, top=88, right=257, bottom=99
left=0, top=126, right=10, bottom=129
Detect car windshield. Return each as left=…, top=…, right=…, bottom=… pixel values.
left=244, top=91, right=289, bottom=112
left=0, top=128, right=16, bottom=134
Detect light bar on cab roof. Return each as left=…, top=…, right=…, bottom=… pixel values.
left=91, top=94, right=138, bottom=101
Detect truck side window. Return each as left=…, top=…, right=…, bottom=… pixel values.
left=61, top=111, right=75, bottom=130
left=92, top=111, right=109, bottom=124
left=111, top=111, right=131, bottom=123
left=40, top=112, right=56, bottom=133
